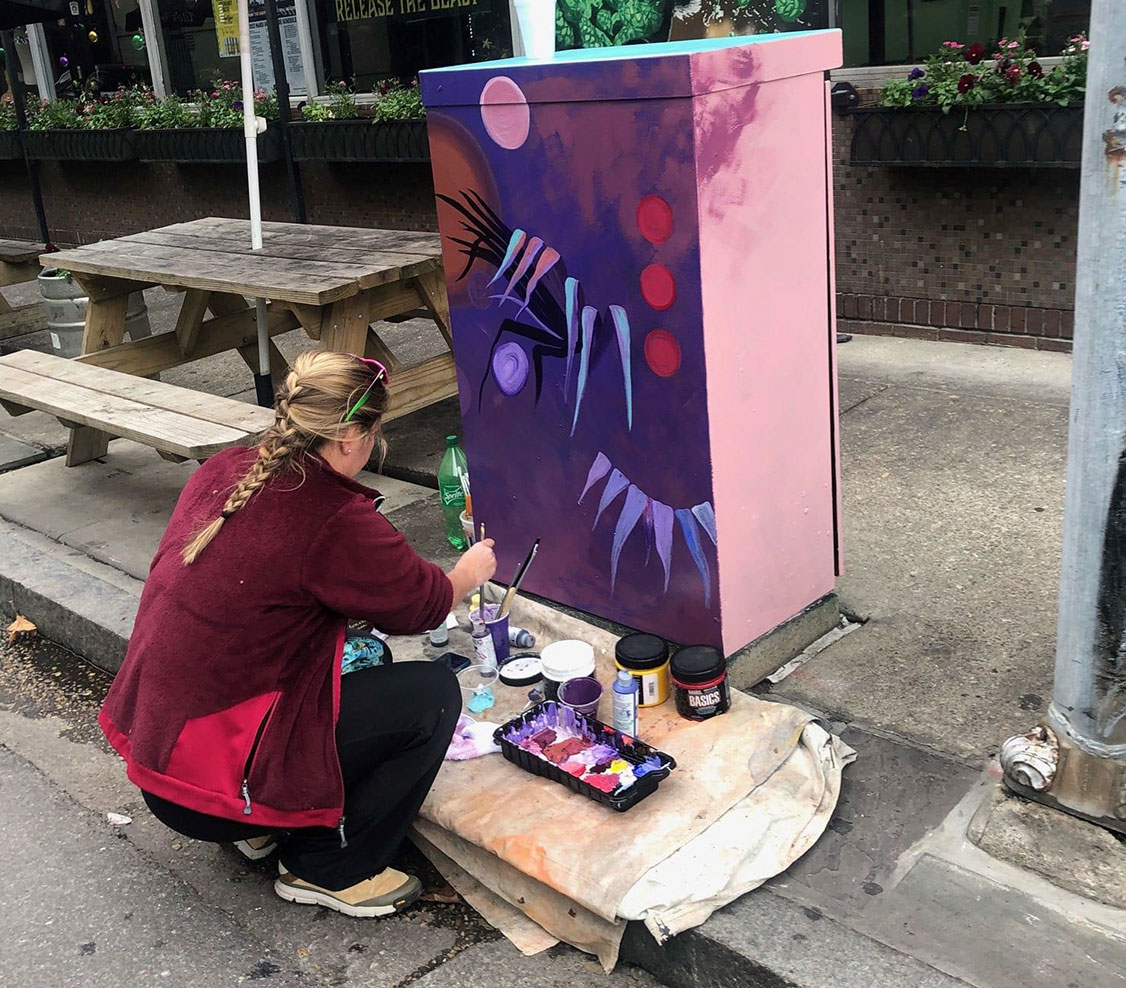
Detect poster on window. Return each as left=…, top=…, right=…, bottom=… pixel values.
left=212, top=0, right=308, bottom=97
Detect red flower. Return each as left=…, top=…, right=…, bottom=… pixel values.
left=1007, top=64, right=1021, bottom=84
left=1028, top=61, right=1044, bottom=78
left=964, top=42, right=985, bottom=65
left=957, top=73, right=976, bottom=94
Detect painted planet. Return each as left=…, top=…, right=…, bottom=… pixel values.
left=640, top=264, right=677, bottom=312
left=644, top=330, right=682, bottom=377
left=492, top=341, right=529, bottom=396
left=637, top=195, right=674, bottom=245
left=479, top=76, right=530, bottom=150
left=774, top=0, right=807, bottom=22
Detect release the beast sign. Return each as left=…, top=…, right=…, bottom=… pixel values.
left=335, top=0, right=488, bottom=22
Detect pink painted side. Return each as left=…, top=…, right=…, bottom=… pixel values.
left=694, top=69, right=839, bottom=656
left=825, top=79, right=845, bottom=577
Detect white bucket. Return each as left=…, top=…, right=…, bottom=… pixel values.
left=540, top=639, right=595, bottom=701
left=513, top=0, right=556, bottom=60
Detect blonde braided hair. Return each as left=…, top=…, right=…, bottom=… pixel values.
left=181, top=351, right=389, bottom=564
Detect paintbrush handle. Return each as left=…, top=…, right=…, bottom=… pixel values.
left=498, top=586, right=517, bottom=618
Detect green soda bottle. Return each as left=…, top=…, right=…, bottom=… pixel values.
left=437, top=434, right=468, bottom=551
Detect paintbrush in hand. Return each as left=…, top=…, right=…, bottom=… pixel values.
left=476, top=522, right=486, bottom=620
left=499, top=538, right=540, bottom=618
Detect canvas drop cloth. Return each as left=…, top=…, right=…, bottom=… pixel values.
left=401, top=593, right=855, bottom=970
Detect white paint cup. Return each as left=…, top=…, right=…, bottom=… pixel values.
left=460, top=509, right=475, bottom=546
left=513, top=0, right=556, bottom=61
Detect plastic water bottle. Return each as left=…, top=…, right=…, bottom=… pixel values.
left=612, top=669, right=639, bottom=736
left=437, top=435, right=468, bottom=550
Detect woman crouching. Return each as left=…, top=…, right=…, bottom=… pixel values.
left=98, top=351, right=496, bottom=917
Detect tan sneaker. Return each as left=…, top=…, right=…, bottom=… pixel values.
left=233, top=835, right=278, bottom=861
left=274, top=867, right=422, bottom=918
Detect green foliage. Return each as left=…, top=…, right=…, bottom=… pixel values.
left=82, top=87, right=146, bottom=130
left=197, top=82, right=279, bottom=128
left=27, top=98, right=82, bottom=131
left=556, top=0, right=669, bottom=49
left=0, top=101, right=16, bottom=132
left=879, top=33, right=1088, bottom=112
left=327, top=81, right=360, bottom=119
left=135, top=92, right=200, bottom=130
left=301, top=101, right=335, bottom=122
left=371, top=80, right=425, bottom=121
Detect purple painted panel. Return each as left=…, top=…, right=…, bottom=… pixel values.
left=425, top=67, right=719, bottom=644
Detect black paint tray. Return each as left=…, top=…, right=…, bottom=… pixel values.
left=492, top=701, right=676, bottom=812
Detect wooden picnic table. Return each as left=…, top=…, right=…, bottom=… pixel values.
left=0, top=237, right=50, bottom=342
left=44, top=217, right=457, bottom=465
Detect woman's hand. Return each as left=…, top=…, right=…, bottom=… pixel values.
left=447, top=539, right=497, bottom=602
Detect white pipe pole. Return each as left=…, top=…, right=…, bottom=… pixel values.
left=237, top=0, right=271, bottom=394
left=26, top=25, right=55, bottom=102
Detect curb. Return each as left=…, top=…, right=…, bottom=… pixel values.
left=0, top=519, right=139, bottom=672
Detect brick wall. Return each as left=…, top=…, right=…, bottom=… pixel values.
left=0, top=104, right=1079, bottom=352
left=831, top=92, right=1077, bottom=351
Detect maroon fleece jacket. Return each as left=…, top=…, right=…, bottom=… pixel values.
left=99, top=446, right=453, bottom=829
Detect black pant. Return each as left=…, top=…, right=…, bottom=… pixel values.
left=143, top=661, right=462, bottom=891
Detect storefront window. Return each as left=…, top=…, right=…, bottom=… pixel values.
left=35, top=1, right=152, bottom=97
left=839, top=0, right=1092, bottom=68
left=310, top=0, right=510, bottom=90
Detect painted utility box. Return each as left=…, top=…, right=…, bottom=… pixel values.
left=421, top=31, right=843, bottom=656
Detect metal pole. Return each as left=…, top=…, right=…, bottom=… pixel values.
left=1, top=29, right=50, bottom=247
left=1001, top=0, right=1126, bottom=833
left=263, top=0, right=306, bottom=224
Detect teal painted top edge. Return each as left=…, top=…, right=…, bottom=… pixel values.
left=419, top=29, right=835, bottom=77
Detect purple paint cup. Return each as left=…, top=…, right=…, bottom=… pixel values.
left=558, top=676, right=603, bottom=720
left=485, top=610, right=510, bottom=666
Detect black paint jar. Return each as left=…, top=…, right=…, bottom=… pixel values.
left=670, top=645, right=730, bottom=721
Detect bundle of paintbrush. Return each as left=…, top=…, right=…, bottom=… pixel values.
left=499, top=538, right=540, bottom=619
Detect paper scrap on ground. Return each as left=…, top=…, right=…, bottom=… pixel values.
left=106, top=812, right=133, bottom=826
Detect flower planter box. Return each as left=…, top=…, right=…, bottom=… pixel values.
left=23, top=128, right=135, bottom=161
left=849, top=104, right=1083, bottom=168
left=0, top=131, right=23, bottom=159
left=133, top=123, right=282, bottom=164
left=289, top=119, right=429, bottom=163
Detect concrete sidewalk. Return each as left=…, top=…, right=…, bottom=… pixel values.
left=2, top=330, right=1125, bottom=988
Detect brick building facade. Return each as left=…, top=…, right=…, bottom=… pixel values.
left=0, top=96, right=1079, bottom=352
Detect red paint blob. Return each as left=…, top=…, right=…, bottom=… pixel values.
left=640, top=264, right=676, bottom=311
left=636, top=195, right=674, bottom=245
left=644, top=330, right=682, bottom=377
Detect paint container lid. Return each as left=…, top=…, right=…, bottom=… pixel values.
left=540, top=639, right=596, bottom=682
left=615, top=633, right=669, bottom=671
left=670, top=645, right=726, bottom=685
left=499, top=652, right=543, bottom=688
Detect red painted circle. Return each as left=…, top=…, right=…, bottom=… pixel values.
left=640, top=264, right=677, bottom=311
left=645, top=330, right=682, bottom=377
left=637, top=195, right=674, bottom=245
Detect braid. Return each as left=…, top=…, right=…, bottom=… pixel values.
left=178, top=351, right=387, bottom=565
left=181, top=399, right=308, bottom=565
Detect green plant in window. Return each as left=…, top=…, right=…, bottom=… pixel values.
left=327, top=81, right=360, bottom=119
left=371, top=81, right=425, bottom=122
left=198, top=82, right=279, bottom=128
left=26, top=99, right=82, bottom=131
left=81, top=87, right=146, bottom=130
left=135, top=92, right=200, bottom=130
left=879, top=33, right=1088, bottom=113
left=301, top=100, right=334, bottom=122
left=0, top=101, right=17, bottom=132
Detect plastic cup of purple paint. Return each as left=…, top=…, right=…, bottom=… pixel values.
left=474, top=604, right=511, bottom=666
left=558, top=676, right=603, bottom=720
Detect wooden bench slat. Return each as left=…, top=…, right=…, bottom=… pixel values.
left=0, top=362, right=257, bottom=460
left=0, top=239, right=46, bottom=264
left=177, top=218, right=441, bottom=256
left=3, top=350, right=275, bottom=435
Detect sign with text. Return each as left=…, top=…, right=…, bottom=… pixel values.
left=212, top=0, right=307, bottom=96
left=335, top=0, right=489, bottom=25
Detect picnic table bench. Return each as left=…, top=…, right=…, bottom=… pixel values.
left=0, top=238, right=50, bottom=342
left=0, top=218, right=457, bottom=466
left=0, top=349, right=276, bottom=463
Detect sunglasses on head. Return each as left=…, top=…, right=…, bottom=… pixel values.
left=343, top=355, right=389, bottom=423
